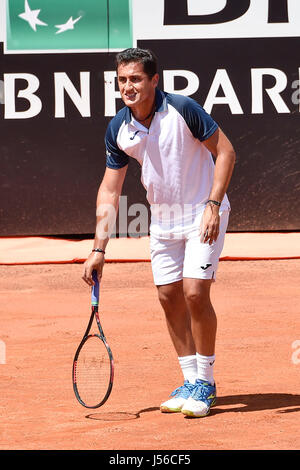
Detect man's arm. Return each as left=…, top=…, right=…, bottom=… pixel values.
left=82, top=165, right=128, bottom=286
left=201, top=128, right=236, bottom=244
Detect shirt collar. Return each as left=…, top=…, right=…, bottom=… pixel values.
left=124, top=88, right=167, bottom=124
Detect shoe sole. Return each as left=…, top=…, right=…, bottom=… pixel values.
left=160, top=406, right=182, bottom=413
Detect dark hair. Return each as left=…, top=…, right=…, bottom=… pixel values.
left=115, top=48, right=158, bottom=79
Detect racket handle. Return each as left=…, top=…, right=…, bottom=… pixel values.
left=91, top=270, right=100, bottom=306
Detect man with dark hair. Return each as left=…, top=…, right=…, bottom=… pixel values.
left=115, top=47, right=158, bottom=79
left=82, top=48, right=236, bottom=418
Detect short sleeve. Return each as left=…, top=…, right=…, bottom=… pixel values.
left=105, top=119, right=129, bottom=169
left=166, top=93, right=218, bottom=142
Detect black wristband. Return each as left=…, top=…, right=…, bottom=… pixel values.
left=207, top=199, right=221, bottom=207
left=92, top=248, right=105, bottom=254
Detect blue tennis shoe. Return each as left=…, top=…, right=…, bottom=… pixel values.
left=181, top=379, right=217, bottom=417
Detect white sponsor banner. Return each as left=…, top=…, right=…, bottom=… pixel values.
left=1, top=1, right=299, bottom=50
left=132, top=0, right=300, bottom=42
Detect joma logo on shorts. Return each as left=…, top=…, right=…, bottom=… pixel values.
left=201, top=263, right=212, bottom=270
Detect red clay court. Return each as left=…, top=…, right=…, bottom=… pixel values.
left=0, top=234, right=299, bottom=450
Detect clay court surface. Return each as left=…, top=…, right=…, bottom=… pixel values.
left=0, top=259, right=299, bottom=450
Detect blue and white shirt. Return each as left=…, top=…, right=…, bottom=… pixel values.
left=105, top=89, right=230, bottom=223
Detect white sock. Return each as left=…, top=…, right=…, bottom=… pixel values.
left=196, top=352, right=215, bottom=385
left=178, top=355, right=198, bottom=384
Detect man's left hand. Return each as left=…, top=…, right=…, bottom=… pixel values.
left=200, top=204, right=220, bottom=245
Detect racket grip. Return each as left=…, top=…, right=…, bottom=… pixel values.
left=91, top=270, right=100, bottom=306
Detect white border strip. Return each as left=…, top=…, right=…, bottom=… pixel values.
left=3, top=47, right=125, bottom=54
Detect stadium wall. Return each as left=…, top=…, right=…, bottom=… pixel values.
left=0, top=0, right=299, bottom=236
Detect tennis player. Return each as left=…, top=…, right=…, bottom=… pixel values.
left=82, top=48, right=236, bottom=418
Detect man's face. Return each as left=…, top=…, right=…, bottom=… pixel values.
left=117, top=61, right=158, bottom=109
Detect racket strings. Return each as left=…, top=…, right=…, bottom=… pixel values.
left=75, top=335, right=111, bottom=407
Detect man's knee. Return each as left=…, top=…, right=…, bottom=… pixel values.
left=157, top=281, right=183, bottom=309
left=183, top=279, right=212, bottom=307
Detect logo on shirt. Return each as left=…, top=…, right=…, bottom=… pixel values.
left=130, top=131, right=140, bottom=140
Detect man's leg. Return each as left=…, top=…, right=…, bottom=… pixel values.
left=157, top=280, right=195, bottom=357
left=156, top=210, right=228, bottom=416
left=180, top=278, right=218, bottom=417
left=183, top=278, right=216, bottom=357
left=181, top=210, right=229, bottom=371
left=158, top=278, right=217, bottom=381
left=157, top=280, right=199, bottom=412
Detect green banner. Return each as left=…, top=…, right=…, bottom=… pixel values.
left=6, top=0, right=132, bottom=52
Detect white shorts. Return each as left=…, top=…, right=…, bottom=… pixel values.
left=150, top=210, right=229, bottom=286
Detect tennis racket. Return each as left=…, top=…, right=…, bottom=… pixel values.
left=72, top=270, right=114, bottom=408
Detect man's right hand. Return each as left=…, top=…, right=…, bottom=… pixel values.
left=82, top=252, right=105, bottom=286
